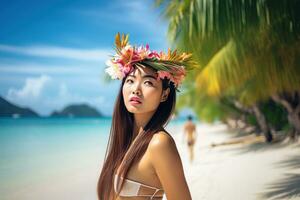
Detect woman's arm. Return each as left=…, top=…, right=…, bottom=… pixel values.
left=149, top=132, right=192, bottom=200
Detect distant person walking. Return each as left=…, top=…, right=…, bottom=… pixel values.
left=183, top=115, right=197, bottom=162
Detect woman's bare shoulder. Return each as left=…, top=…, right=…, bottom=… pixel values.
left=148, top=130, right=177, bottom=153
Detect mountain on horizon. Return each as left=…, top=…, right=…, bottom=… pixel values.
left=0, top=96, right=40, bottom=118
left=50, top=104, right=103, bottom=118
left=0, top=96, right=104, bottom=118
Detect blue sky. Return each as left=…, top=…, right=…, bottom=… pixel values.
left=0, top=0, right=174, bottom=116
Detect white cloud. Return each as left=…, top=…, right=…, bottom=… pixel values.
left=6, top=75, right=51, bottom=100
left=0, top=62, right=102, bottom=75
left=57, top=83, right=105, bottom=106
left=59, top=83, right=68, bottom=97
left=43, top=82, right=107, bottom=114
left=5, top=76, right=111, bottom=116
left=0, top=44, right=112, bottom=61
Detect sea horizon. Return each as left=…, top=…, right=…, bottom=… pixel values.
left=0, top=117, right=187, bottom=200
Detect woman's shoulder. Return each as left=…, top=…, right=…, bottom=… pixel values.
left=148, top=130, right=177, bottom=153
left=147, top=130, right=181, bottom=172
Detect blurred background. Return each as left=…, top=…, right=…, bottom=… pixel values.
left=1, top=0, right=299, bottom=200
left=0, top=0, right=170, bottom=116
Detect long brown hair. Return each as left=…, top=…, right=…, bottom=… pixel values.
left=97, top=64, right=176, bottom=200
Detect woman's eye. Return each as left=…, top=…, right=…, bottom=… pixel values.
left=126, top=79, right=134, bottom=84
left=144, top=81, right=153, bottom=86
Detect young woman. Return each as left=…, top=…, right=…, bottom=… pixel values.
left=97, top=33, right=196, bottom=200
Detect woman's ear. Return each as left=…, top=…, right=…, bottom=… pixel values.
left=161, top=88, right=170, bottom=102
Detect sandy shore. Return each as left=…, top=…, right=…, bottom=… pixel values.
left=4, top=122, right=300, bottom=200
left=166, top=123, right=300, bottom=200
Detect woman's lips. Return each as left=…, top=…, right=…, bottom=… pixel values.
left=129, top=100, right=142, bottom=105
left=129, top=96, right=142, bottom=105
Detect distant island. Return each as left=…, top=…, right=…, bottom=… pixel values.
left=50, top=104, right=103, bottom=118
left=0, top=96, right=39, bottom=118
left=0, top=96, right=104, bottom=118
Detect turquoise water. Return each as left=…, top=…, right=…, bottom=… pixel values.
left=0, top=118, right=111, bottom=199
left=0, top=117, right=184, bottom=200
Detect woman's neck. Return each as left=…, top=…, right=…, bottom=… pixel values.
left=133, top=111, right=155, bottom=137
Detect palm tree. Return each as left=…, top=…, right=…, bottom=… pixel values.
left=156, top=0, right=300, bottom=141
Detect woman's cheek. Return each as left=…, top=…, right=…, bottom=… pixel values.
left=146, top=89, right=162, bottom=106
left=122, top=87, right=130, bottom=105
left=143, top=87, right=158, bottom=98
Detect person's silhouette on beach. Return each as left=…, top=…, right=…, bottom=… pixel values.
left=183, top=115, right=197, bottom=162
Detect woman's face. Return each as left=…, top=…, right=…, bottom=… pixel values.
left=122, top=65, right=169, bottom=114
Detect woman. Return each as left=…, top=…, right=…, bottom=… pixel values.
left=97, top=33, right=196, bottom=200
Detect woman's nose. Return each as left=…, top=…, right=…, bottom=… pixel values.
left=132, top=83, right=141, bottom=95
left=132, top=88, right=141, bottom=95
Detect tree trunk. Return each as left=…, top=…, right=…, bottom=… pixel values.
left=272, top=92, right=300, bottom=140
left=287, top=106, right=300, bottom=139
left=251, top=104, right=273, bottom=142
left=233, top=100, right=273, bottom=142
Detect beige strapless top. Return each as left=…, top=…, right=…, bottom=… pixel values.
left=114, top=174, right=164, bottom=199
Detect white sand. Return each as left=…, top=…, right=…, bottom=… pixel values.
left=5, top=123, right=300, bottom=200
left=166, top=123, right=300, bottom=200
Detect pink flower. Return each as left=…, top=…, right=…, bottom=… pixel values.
left=156, top=66, right=186, bottom=87
left=157, top=71, right=172, bottom=80
left=148, top=51, right=160, bottom=59
left=136, top=45, right=150, bottom=60
left=171, top=66, right=186, bottom=86
left=105, top=42, right=188, bottom=87
left=122, top=63, right=133, bottom=75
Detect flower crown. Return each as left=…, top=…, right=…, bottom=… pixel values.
left=105, top=33, right=197, bottom=88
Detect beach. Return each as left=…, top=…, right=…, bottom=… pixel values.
left=167, top=123, right=300, bottom=200
left=1, top=119, right=300, bottom=200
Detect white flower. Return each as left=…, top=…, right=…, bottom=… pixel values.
left=105, top=60, right=123, bottom=79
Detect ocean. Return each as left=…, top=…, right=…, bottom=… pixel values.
left=0, top=117, right=184, bottom=200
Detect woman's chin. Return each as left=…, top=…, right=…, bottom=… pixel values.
left=127, top=107, right=142, bottom=113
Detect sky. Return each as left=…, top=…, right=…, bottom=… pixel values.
left=0, top=0, right=194, bottom=117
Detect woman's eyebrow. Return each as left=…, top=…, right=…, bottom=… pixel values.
left=128, top=74, right=157, bottom=80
